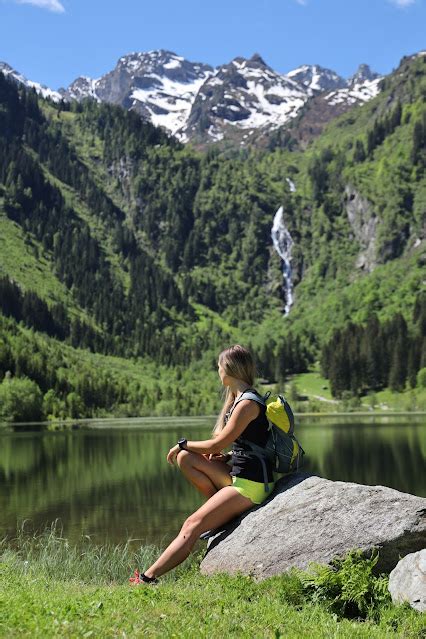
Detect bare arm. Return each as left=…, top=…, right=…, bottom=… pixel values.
left=167, top=400, right=260, bottom=464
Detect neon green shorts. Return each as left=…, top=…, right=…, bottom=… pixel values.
left=231, top=476, right=275, bottom=505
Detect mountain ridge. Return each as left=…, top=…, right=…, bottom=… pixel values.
left=0, top=51, right=384, bottom=146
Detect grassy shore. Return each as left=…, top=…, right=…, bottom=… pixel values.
left=0, top=527, right=424, bottom=638
left=285, top=372, right=426, bottom=413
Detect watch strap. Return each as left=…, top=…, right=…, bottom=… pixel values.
left=178, top=438, right=187, bottom=450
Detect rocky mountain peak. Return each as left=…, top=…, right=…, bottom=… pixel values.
left=248, top=52, right=268, bottom=67
left=226, top=56, right=268, bottom=78
left=60, top=50, right=213, bottom=136
left=115, top=49, right=212, bottom=79
left=348, top=63, right=380, bottom=87
left=183, top=54, right=308, bottom=143
left=287, top=64, right=346, bottom=94
left=60, top=76, right=99, bottom=101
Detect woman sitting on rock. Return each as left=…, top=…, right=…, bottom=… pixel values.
left=130, top=343, right=276, bottom=584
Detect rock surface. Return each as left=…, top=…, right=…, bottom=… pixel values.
left=388, top=549, right=426, bottom=612
left=344, top=185, right=378, bottom=272
left=200, top=474, right=426, bottom=580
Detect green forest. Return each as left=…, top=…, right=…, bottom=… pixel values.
left=0, top=52, right=425, bottom=421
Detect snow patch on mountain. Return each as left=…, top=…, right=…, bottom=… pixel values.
left=287, top=64, right=346, bottom=94
left=326, top=77, right=382, bottom=106
left=131, top=72, right=210, bottom=135
left=163, top=57, right=183, bottom=70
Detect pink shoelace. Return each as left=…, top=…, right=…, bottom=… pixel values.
left=129, top=569, right=143, bottom=585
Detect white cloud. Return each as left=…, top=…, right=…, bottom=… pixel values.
left=388, top=0, right=416, bottom=6
left=15, top=0, right=65, bottom=12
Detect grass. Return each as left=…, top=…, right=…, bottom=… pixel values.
left=286, top=372, right=334, bottom=402
left=0, top=200, right=83, bottom=316
left=0, top=525, right=424, bottom=638
left=373, top=386, right=426, bottom=412
left=285, top=371, right=426, bottom=413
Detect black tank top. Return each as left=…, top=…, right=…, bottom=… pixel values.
left=228, top=389, right=273, bottom=483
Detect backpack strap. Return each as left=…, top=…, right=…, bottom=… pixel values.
left=278, top=394, right=295, bottom=435
left=239, top=441, right=274, bottom=492
left=229, top=389, right=271, bottom=492
left=231, top=389, right=266, bottom=414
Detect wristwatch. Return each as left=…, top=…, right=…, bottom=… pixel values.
left=177, top=438, right=187, bottom=450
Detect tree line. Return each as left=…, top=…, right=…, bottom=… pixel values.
left=321, top=294, right=426, bottom=397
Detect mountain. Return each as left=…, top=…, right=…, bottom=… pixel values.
left=0, top=52, right=383, bottom=147
left=0, top=61, right=62, bottom=103
left=261, top=63, right=383, bottom=150
left=0, top=50, right=424, bottom=418
left=59, top=53, right=383, bottom=146
left=181, top=53, right=308, bottom=144
left=60, top=50, right=213, bottom=137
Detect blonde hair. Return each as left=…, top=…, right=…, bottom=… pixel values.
left=213, top=344, right=256, bottom=435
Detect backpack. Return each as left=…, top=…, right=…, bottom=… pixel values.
left=229, top=389, right=305, bottom=492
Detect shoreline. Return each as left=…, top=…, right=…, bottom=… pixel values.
left=1, top=410, right=426, bottom=430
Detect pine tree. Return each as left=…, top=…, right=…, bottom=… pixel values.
left=353, top=140, right=366, bottom=163
left=388, top=331, right=408, bottom=392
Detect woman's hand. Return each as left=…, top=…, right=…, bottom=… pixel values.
left=167, top=444, right=181, bottom=465
left=208, top=452, right=231, bottom=462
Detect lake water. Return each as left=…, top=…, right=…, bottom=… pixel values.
left=0, top=415, right=425, bottom=548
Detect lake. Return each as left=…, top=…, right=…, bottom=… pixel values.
left=0, top=415, right=425, bottom=548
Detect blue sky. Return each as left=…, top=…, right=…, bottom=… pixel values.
left=1, top=0, right=425, bottom=90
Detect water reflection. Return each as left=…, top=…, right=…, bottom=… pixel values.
left=301, top=421, right=426, bottom=495
left=0, top=418, right=425, bottom=546
left=0, top=428, right=209, bottom=545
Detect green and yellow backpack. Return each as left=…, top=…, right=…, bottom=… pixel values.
left=231, top=389, right=305, bottom=491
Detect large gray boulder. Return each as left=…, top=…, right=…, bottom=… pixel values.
left=388, top=550, right=426, bottom=612
left=200, top=474, right=426, bottom=579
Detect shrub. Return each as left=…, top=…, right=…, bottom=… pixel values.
left=0, top=374, right=44, bottom=422
left=417, top=367, right=426, bottom=388
left=299, top=550, right=391, bottom=620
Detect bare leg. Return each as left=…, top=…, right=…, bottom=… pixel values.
left=144, top=486, right=253, bottom=579
left=177, top=450, right=232, bottom=498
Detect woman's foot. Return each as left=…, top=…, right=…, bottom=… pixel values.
left=129, top=570, right=158, bottom=585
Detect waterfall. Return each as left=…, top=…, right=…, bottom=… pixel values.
left=286, top=177, right=296, bottom=193
left=271, top=205, right=294, bottom=315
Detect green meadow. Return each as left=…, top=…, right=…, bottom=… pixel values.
left=0, top=527, right=424, bottom=639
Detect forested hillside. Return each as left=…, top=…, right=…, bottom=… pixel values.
left=0, top=51, right=425, bottom=420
